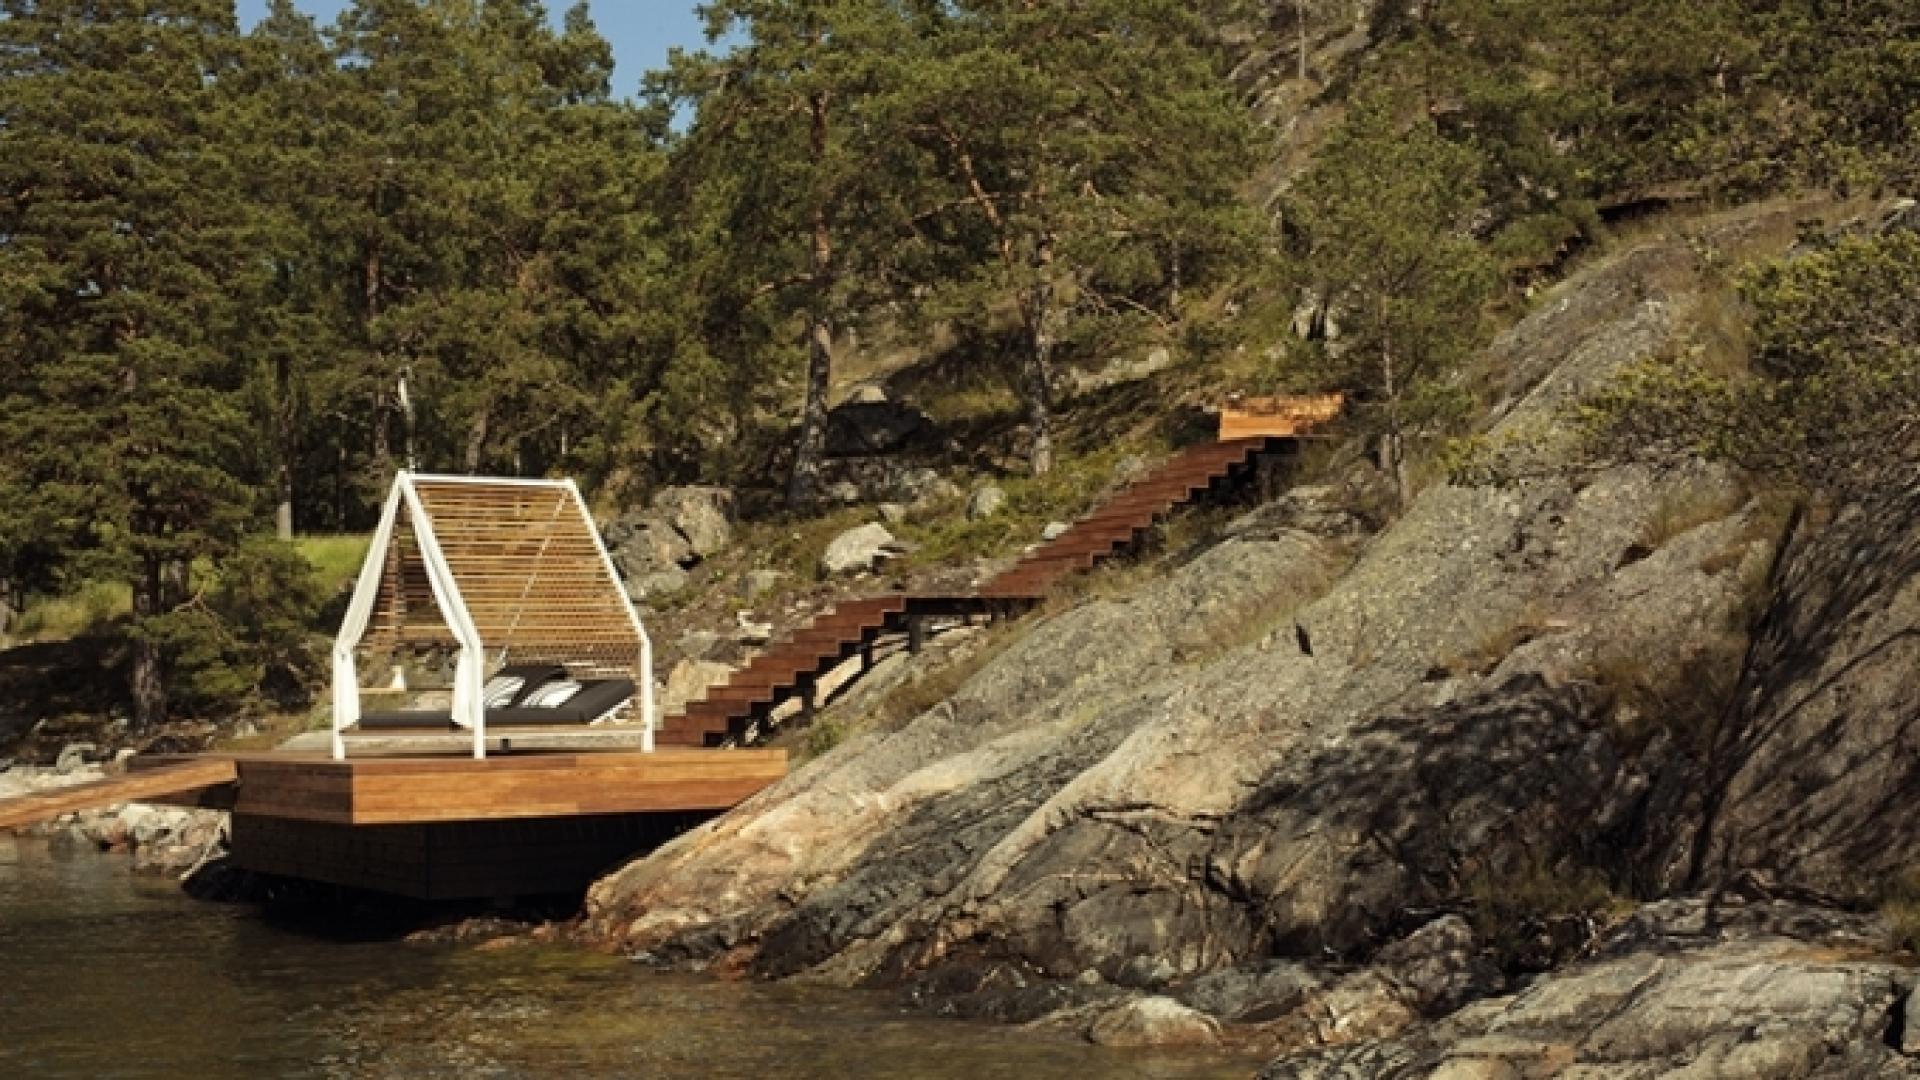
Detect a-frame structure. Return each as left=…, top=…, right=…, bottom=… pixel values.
left=332, top=473, right=654, bottom=759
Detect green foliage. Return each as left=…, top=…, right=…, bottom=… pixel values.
left=9, top=582, right=133, bottom=643
left=293, top=535, right=373, bottom=598
left=876, top=0, right=1262, bottom=474
left=901, top=445, right=1143, bottom=567
left=1277, top=90, right=1499, bottom=506
left=3, top=0, right=1917, bottom=726
left=1576, top=231, right=1920, bottom=490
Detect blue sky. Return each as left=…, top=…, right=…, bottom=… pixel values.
left=234, top=2, right=714, bottom=100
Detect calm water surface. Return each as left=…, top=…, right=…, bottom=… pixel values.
left=0, top=840, right=1260, bottom=1079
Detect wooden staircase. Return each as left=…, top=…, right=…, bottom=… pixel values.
left=657, top=436, right=1293, bottom=748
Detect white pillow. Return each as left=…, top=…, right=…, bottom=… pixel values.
left=524, top=680, right=582, bottom=708
left=482, top=676, right=525, bottom=709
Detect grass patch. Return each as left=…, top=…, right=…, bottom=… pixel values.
left=732, top=505, right=880, bottom=585
left=9, top=533, right=364, bottom=647
left=870, top=621, right=1026, bottom=732
left=295, top=534, right=370, bottom=596
left=1443, top=604, right=1558, bottom=678
left=800, top=715, right=847, bottom=761
left=901, top=441, right=1164, bottom=568
left=10, top=581, right=132, bottom=642
left=1881, top=869, right=1920, bottom=954
left=1589, top=634, right=1744, bottom=760
left=1636, top=485, right=1751, bottom=556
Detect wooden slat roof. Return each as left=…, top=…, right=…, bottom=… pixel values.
left=364, top=478, right=639, bottom=660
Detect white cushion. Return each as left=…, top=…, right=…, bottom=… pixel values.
left=523, top=680, right=582, bottom=708
left=482, top=676, right=525, bottom=709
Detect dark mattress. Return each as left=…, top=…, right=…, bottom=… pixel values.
left=357, top=677, right=636, bottom=730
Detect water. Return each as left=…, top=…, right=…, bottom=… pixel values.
left=0, top=841, right=1259, bottom=1079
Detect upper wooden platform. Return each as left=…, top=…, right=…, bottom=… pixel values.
left=1218, top=393, right=1346, bottom=441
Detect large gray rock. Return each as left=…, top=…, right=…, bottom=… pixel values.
left=1264, top=901, right=1917, bottom=1078
left=602, top=487, right=735, bottom=600
left=820, top=523, right=904, bottom=576
left=651, top=486, right=734, bottom=559
left=966, top=484, right=1006, bottom=520
left=1084, top=996, right=1220, bottom=1047
left=604, top=513, right=694, bottom=598
left=1681, top=462, right=1920, bottom=901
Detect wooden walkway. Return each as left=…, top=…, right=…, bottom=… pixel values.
left=0, top=758, right=240, bottom=830
left=661, top=431, right=1309, bottom=748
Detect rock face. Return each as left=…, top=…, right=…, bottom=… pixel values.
left=1264, top=899, right=1917, bottom=1079
left=604, top=485, right=736, bottom=599
left=581, top=220, right=1910, bottom=1068
left=1678, top=464, right=1920, bottom=902
left=584, top=238, right=1769, bottom=985
left=820, top=523, right=905, bottom=576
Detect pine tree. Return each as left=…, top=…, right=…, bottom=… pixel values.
left=317, top=0, right=675, bottom=495
left=0, top=0, right=262, bottom=725
left=887, top=0, right=1259, bottom=474
left=228, top=0, right=348, bottom=538
left=659, top=0, right=915, bottom=503
left=1282, top=92, right=1498, bottom=508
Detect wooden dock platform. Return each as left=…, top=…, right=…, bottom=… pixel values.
left=3, top=748, right=787, bottom=900
left=135, top=749, right=787, bottom=825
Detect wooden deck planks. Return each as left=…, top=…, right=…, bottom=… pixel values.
left=0, top=758, right=240, bottom=830
left=118, top=749, right=787, bottom=827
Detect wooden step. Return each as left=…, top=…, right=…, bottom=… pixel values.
left=666, top=437, right=1301, bottom=736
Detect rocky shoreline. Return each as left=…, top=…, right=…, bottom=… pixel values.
left=0, top=762, right=228, bottom=877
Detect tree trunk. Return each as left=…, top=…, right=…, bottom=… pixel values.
left=789, top=311, right=834, bottom=505
left=464, top=406, right=490, bottom=474
left=274, top=353, right=295, bottom=540
left=1379, top=318, right=1410, bottom=510
left=334, top=441, right=349, bottom=531
left=0, top=577, right=14, bottom=644
left=130, top=557, right=167, bottom=730
left=1296, top=0, right=1310, bottom=81
left=1021, top=233, right=1059, bottom=477
left=371, top=392, right=393, bottom=484
left=788, top=89, right=836, bottom=507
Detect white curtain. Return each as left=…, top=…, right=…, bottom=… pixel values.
left=330, top=482, right=405, bottom=759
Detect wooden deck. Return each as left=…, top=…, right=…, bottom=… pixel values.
left=3, top=748, right=787, bottom=900
left=132, top=748, right=786, bottom=826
